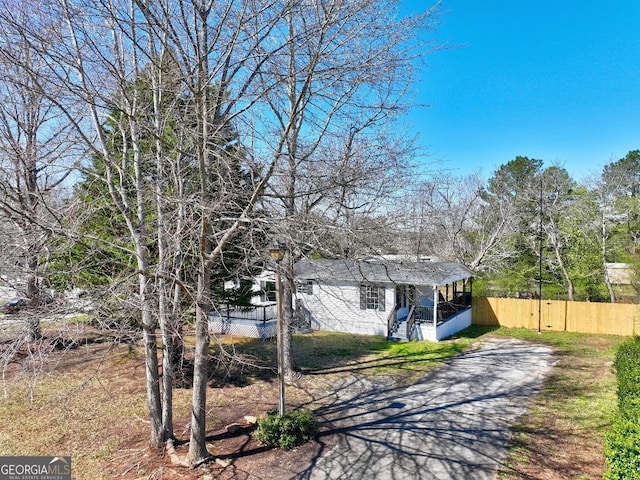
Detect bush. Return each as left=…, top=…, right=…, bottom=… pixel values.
left=605, top=417, right=640, bottom=480
left=613, top=338, right=640, bottom=416
left=255, top=409, right=318, bottom=451
left=605, top=336, right=640, bottom=479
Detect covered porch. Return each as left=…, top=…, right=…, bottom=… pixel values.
left=388, top=273, right=473, bottom=342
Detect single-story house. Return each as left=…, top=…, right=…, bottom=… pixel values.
left=294, top=258, right=474, bottom=342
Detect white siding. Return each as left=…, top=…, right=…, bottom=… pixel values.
left=295, top=280, right=392, bottom=336
left=223, top=271, right=276, bottom=306
left=413, top=308, right=472, bottom=342
left=435, top=308, right=472, bottom=341
left=296, top=278, right=472, bottom=340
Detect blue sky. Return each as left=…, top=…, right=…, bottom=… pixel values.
left=403, top=0, right=640, bottom=181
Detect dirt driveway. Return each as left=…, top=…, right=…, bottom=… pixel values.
left=297, top=338, right=554, bottom=480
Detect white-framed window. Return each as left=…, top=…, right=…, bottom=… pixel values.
left=359, top=284, right=385, bottom=311
left=260, top=280, right=276, bottom=303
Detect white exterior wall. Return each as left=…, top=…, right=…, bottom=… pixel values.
left=250, top=271, right=276, bottom=306
left=413, top=307, right=472, bottom=342
left=295, top=280, right=392, bottom=336
left=223, top=271, right=276, bottom=307
left=435, top=308, right=472, bottom=340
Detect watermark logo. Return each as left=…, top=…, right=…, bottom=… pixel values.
left=0, top=457, right=71, bottom=480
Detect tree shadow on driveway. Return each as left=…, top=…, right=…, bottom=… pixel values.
left=299, top=338, right=554, bottom=480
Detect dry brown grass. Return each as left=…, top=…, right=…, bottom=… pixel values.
left=0, top=325, right=624, bottom=479
left=0, top=326, right=464, bottom=479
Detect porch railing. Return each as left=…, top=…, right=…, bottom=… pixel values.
left=406, top=305, right=417, bottom=339
left=386, top=307, right=399, bottom=337
left=209, top=304, right=277, bottom=323
left=411, top=300, right=470, bottom=327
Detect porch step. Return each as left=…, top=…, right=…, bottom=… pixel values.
left=388, top=319, right=408, bottom=342
left=387, top=336, right=409, bottom=342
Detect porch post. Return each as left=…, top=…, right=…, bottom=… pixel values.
left=432, top=285, right=438, bottom=325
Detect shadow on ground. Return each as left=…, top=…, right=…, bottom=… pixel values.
left=294, top=338, right=553, bottom=480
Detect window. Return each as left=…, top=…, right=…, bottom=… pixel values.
left=359, top=284, right=385, bottom=311
left=297, top=280, right=313, bottom=295
left=260, top=280, right=276, bottom=303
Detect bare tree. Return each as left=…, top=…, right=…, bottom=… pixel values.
left=398, top=167, right=532, bottom=274
left=597, top=151, right=640, bottom=301
left=131, top=1, right=292, bottom=463
left=0, top=3, right=77, bottom=340
left=592, top=176, right=619, bottom=302
left=601, top=150, right=640, bottom=255
left=537, top=167, right=578, bottom=300
left=251, top=0, right=441, bottom=376
left=6, top=0, right=290, bottom=463
left=398, top=174, right=492, bottom=267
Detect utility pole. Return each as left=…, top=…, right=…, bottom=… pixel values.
left=538, top=177, right=543, bottom=334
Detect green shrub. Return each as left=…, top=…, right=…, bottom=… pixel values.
left=605, top=417, right=640, bottom=480
left=613, top=338, right=640, bottom=415
left=255, top=409, right=318, bottom=451
left=605, top=337, right=640, bottom=479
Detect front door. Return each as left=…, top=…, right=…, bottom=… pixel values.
left=394, top=285, right=416, bottom=309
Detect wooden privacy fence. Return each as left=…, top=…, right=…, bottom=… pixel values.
left=472, top=297, right=640, bottom=336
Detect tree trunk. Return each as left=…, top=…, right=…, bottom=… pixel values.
left=553, top=243, right=575, bottom=301
left=24, top=232, right=42, bottom=341
left=188, top=296, right=211, bottom=463
left=602, top=212, right=616, bottom=303
left=140, top=272, right=164, bottom=449
left=171, top=281, right=186, bottom=383
left=152, top=54, right=174, bottom=440
left=604, top=263, right=616, bottom=303
left=24, top=270, right=42, bottom=342
left=281, top=257, right=295, bottom=378
left=159, top=282, right=174, bottom=441
left=189, top=19, right=212, bottom=459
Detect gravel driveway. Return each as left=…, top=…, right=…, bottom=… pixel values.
left=299, top=337, right=554, bottom=480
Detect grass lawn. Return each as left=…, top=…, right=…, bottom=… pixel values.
left=0, top=324, right=626, bottom=479
left=484, top=327, right=625, bottom=480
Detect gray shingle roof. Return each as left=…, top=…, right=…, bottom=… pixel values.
left=294, top=259, right=473, bottom=286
